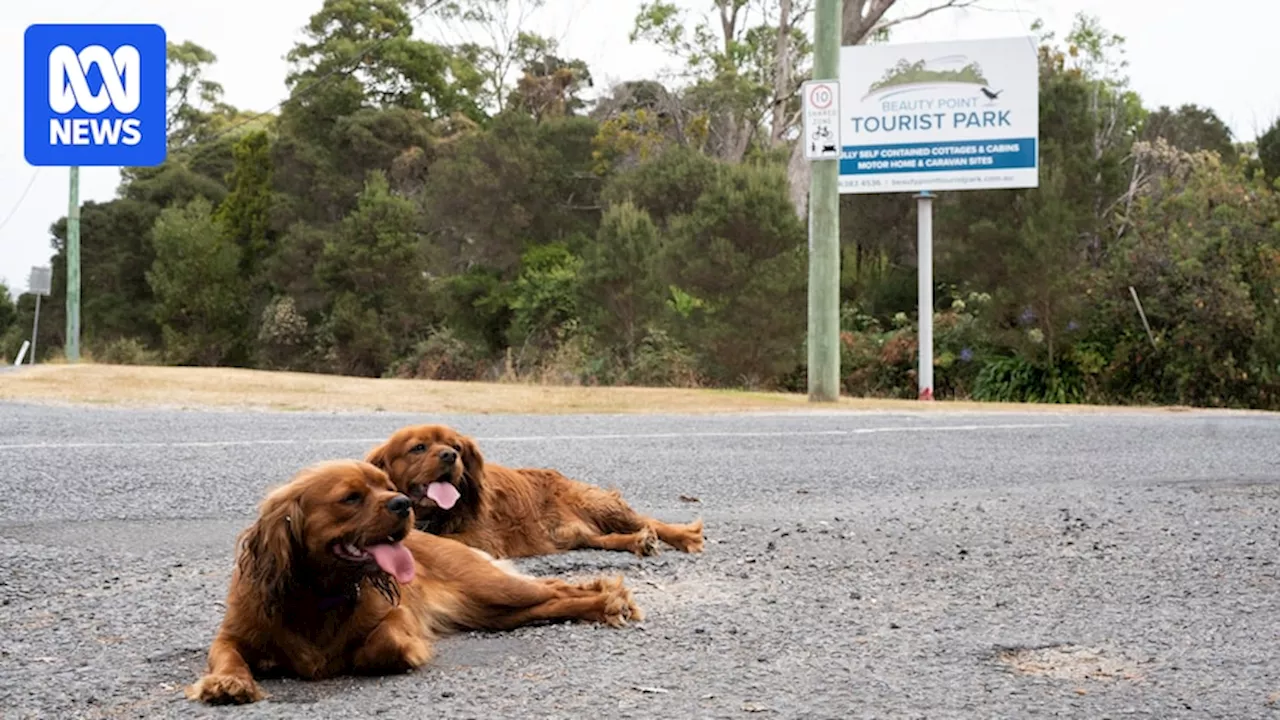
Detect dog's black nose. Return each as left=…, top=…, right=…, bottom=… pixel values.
left=438, top=448, right=458, bottom=465
left=386, top=495, right=411, bottom=517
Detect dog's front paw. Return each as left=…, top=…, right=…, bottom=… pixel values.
left=354, top=634, right=433, bottom=675
left=633, top=527, right=660, bottom=557
left=185, top=674, right=264, bottom=705
left=400, top=636, right=433, bottom=669
left=601, top=576, right=645, bottom=627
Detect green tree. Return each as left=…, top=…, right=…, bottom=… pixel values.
left=0, top=285, right=16, bottom=334
left=215, top=130, right=276, bottom=286
left=630, top=0, right=812, bottom=162
left=286, top=0, right=477, bottom=116
left=271, top=0, right=467, bottom=230
left=166, top=40, right=238, bottom=148
left=579, top=201, right=666, bottom=365
left=508, top=43, right=594, bottom=120
left=659, top=160, right=806, bottom=386
left=146, top=197, right=250, bottom=365
left=421, top=112, right=600, bottom=276
left=1091, top=150, right=1280, bottom=407
left=0, top=284, right=19, bottom=361
left=1258, top=117, right=1280, bottom=186
left=1140, top=104, right=1236, bottom=163
left=601, top=144, right=721, bottom=225
left=315, top=170, right=434, bottom=375
left=429, top=1, right=574, bottom=115
left=507, top=242, right=583, bottom=356
left=45, top=199, right=167, bottom=350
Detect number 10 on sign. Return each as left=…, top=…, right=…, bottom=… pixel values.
left=803, top=81, right=841, bottom=161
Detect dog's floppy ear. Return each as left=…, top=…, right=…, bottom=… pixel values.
left=236, top=483, right=303, bottom=616
left=457, top=432, right=485, bottom=483
left=364, top=441, right=390, bottom=471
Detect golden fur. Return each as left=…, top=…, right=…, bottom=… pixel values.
left=364, top=424, right=705, bottom=559
left=186, top=459, right=642, bottom=705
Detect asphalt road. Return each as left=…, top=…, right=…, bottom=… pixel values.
left=1, top=402, right=1278, bottom=719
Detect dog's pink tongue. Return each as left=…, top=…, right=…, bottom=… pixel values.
left=367, top=542, right=416, bottom=584
left=426, top=481, right=460, bottom=510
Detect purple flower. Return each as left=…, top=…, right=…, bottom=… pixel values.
left=1019, top=306, right=1037, bottom=325
left=1066, top=320, right=1080, bottom=332
left=959, top=347, right=974, bottom=363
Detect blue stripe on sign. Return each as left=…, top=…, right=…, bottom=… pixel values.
left=840, top=137, right=1037, bottom=175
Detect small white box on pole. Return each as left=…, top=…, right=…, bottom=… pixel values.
left=802, top=80, right=841, bottom=161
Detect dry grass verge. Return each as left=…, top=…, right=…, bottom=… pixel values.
left=0, top=363, right=1240, bottom=415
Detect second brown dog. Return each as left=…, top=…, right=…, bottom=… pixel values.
left=364, top=424, right=705, bottom=559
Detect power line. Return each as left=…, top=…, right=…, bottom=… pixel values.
left=0, top=170, right=42, bottom=236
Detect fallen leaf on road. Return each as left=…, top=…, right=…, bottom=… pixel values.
left=633, top=686, right=669, bottom=694
left=742, top=702, right=771, bottom=712
left=1266, top=691, right=1280, bottom=705
left=679, top=495, right=700, bottom=503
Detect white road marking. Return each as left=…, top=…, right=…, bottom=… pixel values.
left=0, top=422, right=1069, bottom=451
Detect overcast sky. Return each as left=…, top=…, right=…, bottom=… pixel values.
left=2, top=0, right=1277, bottom=299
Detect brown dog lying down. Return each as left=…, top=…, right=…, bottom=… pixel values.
left=186, top=459, right=642, bottom=705
left=364, top=424, right=705, bottom=559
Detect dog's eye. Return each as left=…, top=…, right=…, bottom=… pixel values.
left=410, top=443, right=427, bottom=454
left=340, top=491, right=363, bottom=505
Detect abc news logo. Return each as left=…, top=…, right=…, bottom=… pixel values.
left=24, top=24, right=166, bottom=167
left=48, top=44, right=143, bottom=147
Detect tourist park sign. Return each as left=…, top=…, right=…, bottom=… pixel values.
left=837, top=36, right=1039, bottom=194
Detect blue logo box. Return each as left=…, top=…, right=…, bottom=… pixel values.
left=24, top=23, right=167, bottom=167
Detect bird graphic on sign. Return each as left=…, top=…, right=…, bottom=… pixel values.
left=980, top=87, right=1002, bottom=104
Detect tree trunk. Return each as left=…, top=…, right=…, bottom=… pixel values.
left=770, top=0, right=793, bottom=147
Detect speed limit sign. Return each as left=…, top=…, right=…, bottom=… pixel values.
left=808, top=83, right=834, bottom=109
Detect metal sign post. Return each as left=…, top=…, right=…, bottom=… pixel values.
left=915, top=192, right=934, bottom=400
left=27, top=265, right=52, bottom=365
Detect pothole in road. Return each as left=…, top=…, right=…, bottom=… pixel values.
left=634, top=576, right=738, bottom=612
left=995, top=644, right=1147, bottom=682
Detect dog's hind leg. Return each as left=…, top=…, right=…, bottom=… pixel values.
left=573, top=485, right=705, bottom=554
left=453, top=557, right=644, bottom=629
left=481, top=575, right=643, bottom=629
left=647, top=517, right=705, bottom=553
left=552, top=518, right=659, bottom=556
